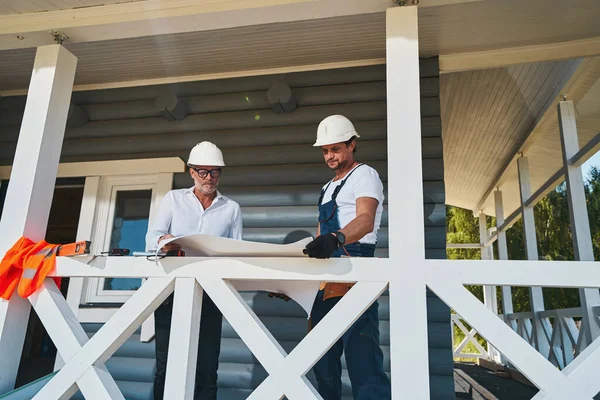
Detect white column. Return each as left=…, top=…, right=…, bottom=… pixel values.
left=494, top=190, right=515, bottom=329
left=517, top=156, right=550, bottom=357
left=164, top=278, right=203, bottom=400
left=0, top=44, right=77, bottom=394
left=479, top=212, right=501, bottom=363
left=386, top=6, right=429, bottom=400
left=558, top=100, right=600, bottom=347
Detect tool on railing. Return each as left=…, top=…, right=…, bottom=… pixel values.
left=56, top=241, right=91, bottom=257
left=106, top=248, right=130, bottom=256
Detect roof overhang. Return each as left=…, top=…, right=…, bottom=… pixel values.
left=0, top=0, right=480, bottom=51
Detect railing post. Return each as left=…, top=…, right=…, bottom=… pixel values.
left=0, top=45, right=77, bottom=394
left=479, top=212, right=501, bottom=362
left=386, top=6, right=429, bottom=400
left=517, top=156, right=550, bottom=357
left=558, top=100, right=600, bottom=348
left=494, top=190, right=515, bottom=329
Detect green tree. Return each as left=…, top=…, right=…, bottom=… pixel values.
left=447, top=167, right=600, bottom=313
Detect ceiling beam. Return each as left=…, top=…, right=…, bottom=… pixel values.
left=0, top=58, right=386, bottom=97
left=0, top=0, right=483, bottom=51
left=439, top=37, right=600, bottom=74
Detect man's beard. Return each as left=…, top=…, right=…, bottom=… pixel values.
left=196, top=181, right=218, bottom=194
left=330, top=159, right=348, bottom=170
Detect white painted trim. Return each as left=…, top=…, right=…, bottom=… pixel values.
left=84, top=174, right=172, bottom=306
left=0, top=0, right=313, bottom=36
left=30, top=280, right=122, bottom=400
left=479, top=212, right=501, bottom=363
left=0, top=0, right=480, bottom=52
left=88, top=182, right=156, bottom=303
left=558, top=100, right=600, bottom=345
left=0, top=158, right=184, bottom=180
left=0, top=44, right=77, bottom=395
left=66, top=176, right=100, bottom=317
left=33, top=278, right=175, bottom=400
left=518, top=156, right=549, bottom=358
left=0, top=59, right=386, bottom=97
left=439, top=37, right=600, bottom=73
left=494, top=189, right=515, bottom=333
left=164, top=278, right=203, bottom=400
left=386, top=6, right=430, bottom=400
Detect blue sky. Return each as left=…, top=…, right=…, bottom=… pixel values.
left=582, top=151, right=600, bottom=181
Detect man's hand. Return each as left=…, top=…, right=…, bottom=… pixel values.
left=303, top=233, right=338, bottom=259
left=158, top=234, right=180, bottom=252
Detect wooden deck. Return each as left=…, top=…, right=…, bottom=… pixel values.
left=454, top=363, right=538, bottom=400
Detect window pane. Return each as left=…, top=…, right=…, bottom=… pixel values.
left=104, top=190, right=152, bottom=291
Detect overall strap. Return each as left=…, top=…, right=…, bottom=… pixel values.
left=317, top=181, right=333, bottom=206
left=330, top=163, right=364, bottom=202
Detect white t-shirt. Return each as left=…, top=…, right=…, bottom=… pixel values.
left=319, top=164, right=384, bottom=245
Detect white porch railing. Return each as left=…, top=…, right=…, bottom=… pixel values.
left=3, top=256, right=600, bottom=399
left=24, top=255, right=391, bottom=400
left=504, top=307, right=598, bottom=370
left=451, top=314, right=489, bottom=360
left=454, top=302, right=600, bottom=372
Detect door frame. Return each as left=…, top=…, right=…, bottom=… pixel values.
left=16, top=158, right=187, bottom=322
left=83, top=177, right=164, bottom=304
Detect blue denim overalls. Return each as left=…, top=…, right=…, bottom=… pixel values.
left=310, top=163, right=391, bottom=399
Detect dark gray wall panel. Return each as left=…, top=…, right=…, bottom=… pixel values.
left=175, top=161, right=387, bottom=187
left=170, top=183, right=443, bottom=209
left=420, top=57, right=440, bottom=79
left=421, top=116, right=442, bottom=138
left=71, top=65, right=388, bottom=104
left=423, top=181, right=446, bottom=204
left=240, top=203, right=444, bottom=229
left=430, top=375, right=458, bottom=400
left=0, top=62, right=453, bottom=399
left=0, top=101, right=386, bottom=141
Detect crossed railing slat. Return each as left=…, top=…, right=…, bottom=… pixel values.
left=3, top=257, right=600, bottom=399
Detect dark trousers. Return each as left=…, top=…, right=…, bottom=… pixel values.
left=311, top=290, right=391, bottom=400
left=153, top=292, right=223, bottom=400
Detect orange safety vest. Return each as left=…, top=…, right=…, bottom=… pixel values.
left=0, top=237, right=61, bottom=300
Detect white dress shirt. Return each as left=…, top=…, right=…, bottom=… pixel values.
left=145, top=187, right=243, bottom=251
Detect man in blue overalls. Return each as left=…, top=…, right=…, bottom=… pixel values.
left=303, top=115, right=391, bottom=399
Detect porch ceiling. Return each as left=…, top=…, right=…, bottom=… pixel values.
left=478, top=58, right=600, bottom=220
left=0, top=0, right=145, bottom=15
left=0, top=0, right=599, bottom=93
left=443, top=56, right=600, bottom=219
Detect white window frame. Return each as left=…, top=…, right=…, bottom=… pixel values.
left=84, top=177, right=162, bottom=303
left=49, top=158, right=184, bottom=323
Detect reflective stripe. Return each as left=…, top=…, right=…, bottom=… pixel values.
left=22, top=268, right=37, bottom=279
left=34, top=247, right=56, bottom=260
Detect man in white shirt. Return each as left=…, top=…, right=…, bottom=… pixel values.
left=303, top=115, right=391, bottom=399
left=145, top=141, right=242, bottom=400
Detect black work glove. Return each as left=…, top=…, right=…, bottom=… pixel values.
left=303, top=234, right=338, bottom=259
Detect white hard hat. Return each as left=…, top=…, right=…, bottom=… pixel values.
left=313, top=115, right=360, bottom=147
left=187, top=141, right=225, bottom=166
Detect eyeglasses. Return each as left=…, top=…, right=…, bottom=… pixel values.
left=192, top=167, right=222, bottom=179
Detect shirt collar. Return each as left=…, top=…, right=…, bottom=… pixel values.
left=187, top=186, right=224, bottom=202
